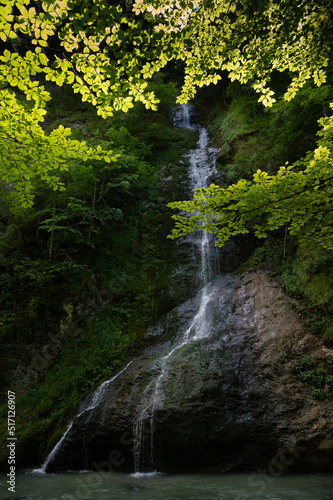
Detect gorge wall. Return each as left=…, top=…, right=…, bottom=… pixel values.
left=40, top=103, right=333, bottom=474
left=45, top=270, right=333, bottom=474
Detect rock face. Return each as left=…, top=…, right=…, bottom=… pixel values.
left=46, top=270, right=333, bottom=474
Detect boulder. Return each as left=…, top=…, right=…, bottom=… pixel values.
left=46, top=271, right=333, bottom=474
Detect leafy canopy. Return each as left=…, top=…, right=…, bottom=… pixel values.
left=168, top=105, right=333, bottom=250
left=0, top=0, right=332, bottom=209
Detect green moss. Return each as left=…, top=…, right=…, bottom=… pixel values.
left=232, top=259, right=256, bottom=275
left=323, top=325, right=333, bottom=346
left=312, top=388, right=326, bottom=400
left=294, top=243, right=333, bottom=314
left=296, top=354, right=333, bottom=400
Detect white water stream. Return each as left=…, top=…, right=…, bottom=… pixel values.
left=133, top=104, right=220, bottom=472
left=33, top=360, right=134, bottom=473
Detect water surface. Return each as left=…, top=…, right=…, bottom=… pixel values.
left=1, top=471, right=332, bottom=499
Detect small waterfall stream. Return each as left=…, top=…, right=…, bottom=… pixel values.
left=133, top=104, right=221, bottom=473
left=34, top=360, right=134, bottom=473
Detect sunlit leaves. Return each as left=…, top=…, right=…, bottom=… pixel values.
left=0, top=96, right=118, bottom=208
left=1, top=0, right=163, bottom=117
left=0, top=62, right=118, bottom=208
left=168, top=109, right=333, bottom=250
left=3, top=0, right=331, bottom=112
left=133, top=0, right=332, bottom=105
left=0, top=0, right=332, bottom=208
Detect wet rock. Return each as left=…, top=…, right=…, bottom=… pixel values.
left=46, top=271, right=333, bottom=474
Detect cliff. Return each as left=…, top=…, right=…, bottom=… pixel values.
left=44, top=270, right=333, bottom=474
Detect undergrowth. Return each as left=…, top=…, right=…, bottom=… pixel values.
left=0, top=73, right=196, bottom=467
left=296, top=354, right=333, bottom=400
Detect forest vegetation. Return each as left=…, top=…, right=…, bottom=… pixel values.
left=0, top=0, right=333, bottom=466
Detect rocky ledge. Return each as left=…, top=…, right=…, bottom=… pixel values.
left=45, top=271, right=333, bottom=474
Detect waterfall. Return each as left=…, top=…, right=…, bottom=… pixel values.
left=133, top=103, right=220, bottom=473
left=32, top=360, right=134, bottom=473
left=32, top=103, right=221, bottom=475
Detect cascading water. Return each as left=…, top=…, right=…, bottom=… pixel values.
left=133, top=104, right=220, bottom=473
left=20, top=105, right=333, bottom=483
left=31, top=103, right=221, bottom=475
left=33, top=360, right=134, bottom=473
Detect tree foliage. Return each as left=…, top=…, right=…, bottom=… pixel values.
left=1, top=0, right=333, bottom=241
left=2, top=0, right=332, bottom=107
left=168, top=105, right=333, bottom=250
left=0, top=41, right=120, bottom=206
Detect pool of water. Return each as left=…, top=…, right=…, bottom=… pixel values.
left=0, top=471, right=332, bottom=499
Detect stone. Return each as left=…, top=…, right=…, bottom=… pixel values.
left=45, top=271, right=333, bottom=474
